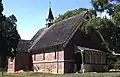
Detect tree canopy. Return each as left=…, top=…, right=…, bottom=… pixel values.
left=91, top=0, right=120, bottom=15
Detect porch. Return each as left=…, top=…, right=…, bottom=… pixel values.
left=74, top=46, right=109, bottom=73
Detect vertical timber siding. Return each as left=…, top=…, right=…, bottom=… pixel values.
left=15, top=52, right=30, bottom=71
left=64, top=42, right=75, bottom=73
left=84, top=52, right=108, bottom=72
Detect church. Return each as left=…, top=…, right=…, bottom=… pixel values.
left=8, top=6, right=109, bottom=74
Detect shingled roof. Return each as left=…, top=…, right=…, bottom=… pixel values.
left=29, top=11, right=88, bottom=52
left=31, top=28, right=47, bottom=43
left=16, top=40, right=31, bottom=52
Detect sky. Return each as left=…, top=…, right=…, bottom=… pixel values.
left=2, top=0, right=92, bottom=40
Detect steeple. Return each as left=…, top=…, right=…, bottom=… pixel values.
left=46, top=2, right=54, bottom=27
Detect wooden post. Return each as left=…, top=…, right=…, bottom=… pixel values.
left=89, top=53, right=91, bottom=64
left=101, top=53, right=103, bottom=64
left=57, top=51, right=58, bottom=73
left=81, top=50, right=84, bottom=73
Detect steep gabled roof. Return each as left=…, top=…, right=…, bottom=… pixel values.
left=30, top=11, right=88, bottom=52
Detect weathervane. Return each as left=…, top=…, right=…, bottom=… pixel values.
left=49, top=1, right=51, bottom=8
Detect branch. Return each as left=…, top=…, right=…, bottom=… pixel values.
left=96, top=30, right=120, bottom=55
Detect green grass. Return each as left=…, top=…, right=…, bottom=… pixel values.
left=1, top=72, right=120, bottom=77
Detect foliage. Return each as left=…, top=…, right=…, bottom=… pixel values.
left=112, top=4, right=120, bottom=24
left=114, top=60, right=120, bottom=69
left=107, top=54, right=117, bottom=69
left=91, top=0, right=120, bottom=15
left=6, top=14, right=20, bottom=58
left=54, top=6, right=120, bottom=53
left=90, top=0, right=120, bottom=70
left=0, top=0, right=20, bottom=72
left=82, top=10, right=120, bottom=69
left=54, top=8, right=88, bottom=23
left=82, top=16, right=120, bottom=52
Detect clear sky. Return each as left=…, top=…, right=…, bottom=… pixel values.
left=2, top=0, right=92, bottom=40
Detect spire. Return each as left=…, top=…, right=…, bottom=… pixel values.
left=46, top=2, right=54, bottom=27
left=48, top=7, right=54, bottom=20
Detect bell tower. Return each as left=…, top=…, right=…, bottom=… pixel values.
left=46, top=2, right=54, bottom=27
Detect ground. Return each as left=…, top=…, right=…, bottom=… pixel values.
left=0, top=72, right=120, bottom=77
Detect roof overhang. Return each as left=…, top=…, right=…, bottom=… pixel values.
left=75, top=46, right=110, bottom=54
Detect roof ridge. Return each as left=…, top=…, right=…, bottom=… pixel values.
left=53, top=11, right=87, bottom=26
left=31, top=27, right=46, bottom=41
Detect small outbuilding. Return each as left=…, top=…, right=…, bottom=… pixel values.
left=7, top=40, right=32, bottom=73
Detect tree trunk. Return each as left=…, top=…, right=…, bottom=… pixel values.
left=1, top=58, right=4, bottom=76
left=1, top=70, right=3, bottom=76
left=1, top=55, right=6, bottom=76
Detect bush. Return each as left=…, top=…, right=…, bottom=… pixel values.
left=114, top=60, right=120, bottom=70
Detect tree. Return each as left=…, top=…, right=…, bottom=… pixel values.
left=112, top=4, right=120, bottom=24
left=85, top=0, right=120, bottom=69
left=54, top=8, right=88, bottom=23
left=89, top=0, right=120, bottom=53
left=0, top=0, right=20, bottom=75
left=91, top=0, right=120, bottom=15
left=81, top=15, right=120, bottom=52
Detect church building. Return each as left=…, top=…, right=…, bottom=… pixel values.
left=29, top=6, right=109, bottom=74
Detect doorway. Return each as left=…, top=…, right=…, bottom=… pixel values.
left=74, top=52, right=82, bottom=72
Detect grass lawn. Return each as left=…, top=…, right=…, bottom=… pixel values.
left=0, top=72, right=120, bottom=77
